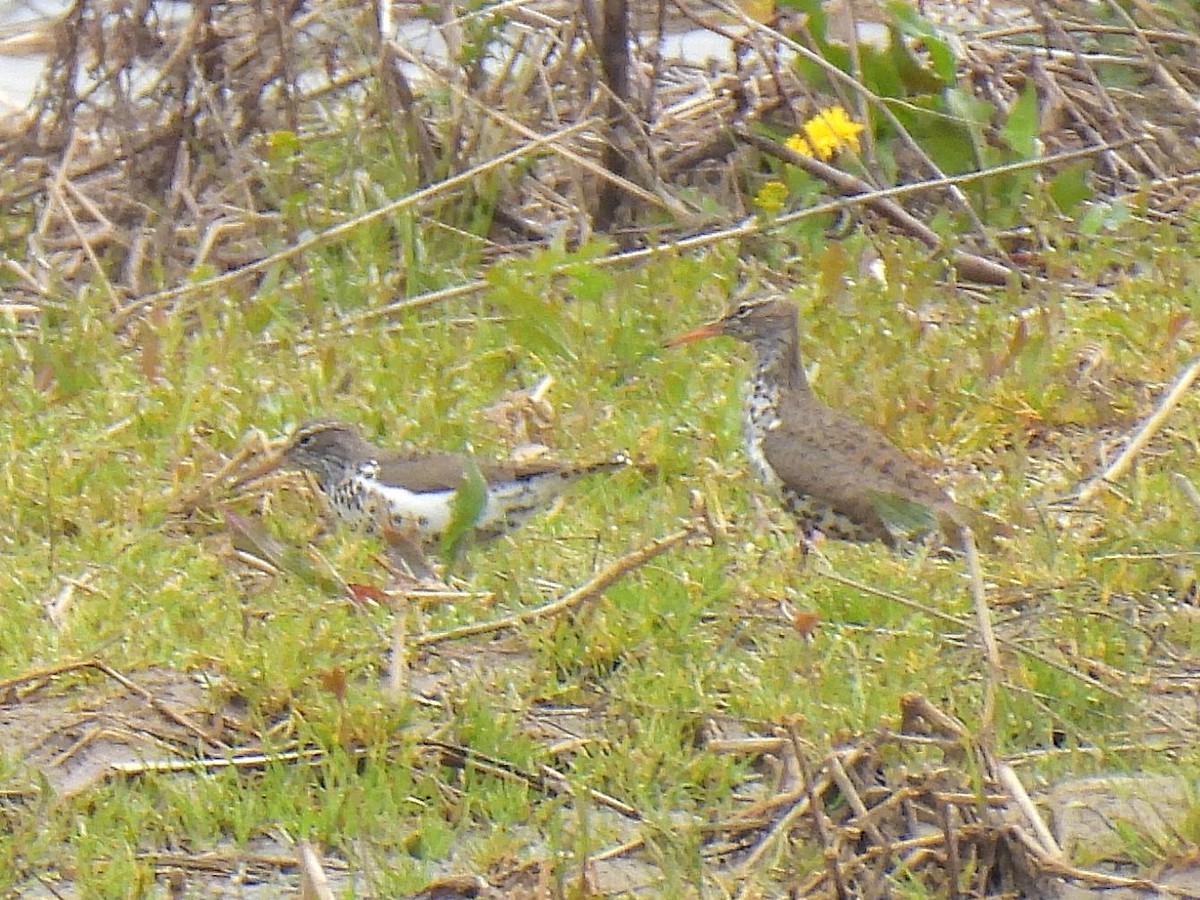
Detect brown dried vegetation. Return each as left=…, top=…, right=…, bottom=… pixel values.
left=2, top=0, right=1199, bottom=315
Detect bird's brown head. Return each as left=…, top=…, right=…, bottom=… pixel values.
left=665, top=294, right=798, bottom=349
left=282, top=420, right=374, bottom=486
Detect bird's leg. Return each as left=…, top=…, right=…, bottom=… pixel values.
left=798, top=534, right=813, bottom=567
left=378, top=517, right=443, bottom=586
left=798, top=529, right=835, bottom=571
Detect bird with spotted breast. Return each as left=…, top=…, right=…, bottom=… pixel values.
left=273, top=420, right=628, bottom=547
left=666, top=293, right=1001, bottom=549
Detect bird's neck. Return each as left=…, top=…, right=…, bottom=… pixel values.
left=750, top=333, right=811, bottom=395
left=311, top=463, right=348, bottom=493
left=331, top=437, right=384, bottom=488
left=312, top=454, right=373, bottom=493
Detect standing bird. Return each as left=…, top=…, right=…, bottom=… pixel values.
left=666, top=294, right=999, bottom=548
left=270, top=420, right=628, bottom=547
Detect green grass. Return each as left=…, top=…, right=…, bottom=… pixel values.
left=4, top=112, right=1200, bottom=895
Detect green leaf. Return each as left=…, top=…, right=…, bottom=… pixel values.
left=244, top=296, right=277, bottom=335
left=1049, top=163, right=1094, bottom=214
left=1079, top=198, right=1130, bottom=235
left=485, top=266, right=577, bottom=361
left=945, top=87, right=994, bottom=132
left=886, top=2, right=957, bottom=82
left=943, top=88, right=995, bottom=168
left=1000, top=84, right=1039, bottom=158
left=917, top=121, right=978, bottom=175
left=265, top=130, right=300, bottom=166
left=779, top=0, right=831, bottom=45
left=884, top=26, right=944, bottom=94
left=562, top=242, right=618, bottom=303
left=861, top=42, right=905, bottom=97
left=440, top=451, right=488, bottom=566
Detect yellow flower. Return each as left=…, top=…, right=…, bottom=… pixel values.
left=785, top=134, right=814, bottom=157
left=753, top=180, right=789, bottom=213
left=790, top=107, right=865, bottom=160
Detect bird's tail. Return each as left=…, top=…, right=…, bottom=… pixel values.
left=579, top=452, right=658, bottom=479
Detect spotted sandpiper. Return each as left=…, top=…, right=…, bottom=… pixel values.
left=667, top=293, right=999, bottom=548
left=272, top=420, right=628, bottom=546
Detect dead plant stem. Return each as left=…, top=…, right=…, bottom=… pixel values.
left=1076, top=355, right=1200, bottom=504
left=413, top=524, right=699, bottom=647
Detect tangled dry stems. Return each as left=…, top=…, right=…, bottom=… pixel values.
left=1, top=0, right=1198, bottom=317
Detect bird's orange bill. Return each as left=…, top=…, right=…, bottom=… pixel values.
left=664, top=321, right=724, bottom=347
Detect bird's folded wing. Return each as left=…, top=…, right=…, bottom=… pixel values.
left=373, top=452, right=565, bottom=492
left=761, top=399, right=954, bottom=532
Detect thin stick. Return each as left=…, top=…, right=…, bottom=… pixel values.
left=1172, top=473, right=1200, bottom=516
left=113, top=117, right=601, bottom=324
left=331, top=137, right=1135, bottom=333
left=1076, top=356, right=1200, bottom=504
left=997, top=764, right=1062, bottom=860
left=47, top=148, right=121, bottom=312
left=93, top=661, right=230, bottom=750
left=387, top=596, right=409, bottom=701
left=585, top=837, right=646, bottom=863
left=819, top=570, right=1126, bottom=700
left=828, top=754, right=887, bottom=846
left=963, top=526, right=1002, bottom=748
left=414, top=525, right=699, bottom=647
left=297, top=840, right=336, bottom=900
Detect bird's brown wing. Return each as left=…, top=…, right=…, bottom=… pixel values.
left=761, top=395, right=962, bottom=538
left=371, top=452, right=567, bottom=492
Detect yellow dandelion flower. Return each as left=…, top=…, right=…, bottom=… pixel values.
left=785, top=133, right=814, bottom=157
left=801, top=106, right=865, bottom=160
left=753, top=180, right=789, bottom=213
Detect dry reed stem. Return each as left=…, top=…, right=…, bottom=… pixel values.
left=997, top=763, right=1062, bottom=859
left=386, top=595, right=409, bottom=702
left=113, top=116, right=601, bottom=324
left=818, top=568, right=1128, bottom=701
left=1076, top=355, right=1200, bottom=504
left=413, top=521, right=701, bottom=647
left=111, top=746, right=328, bottom=776
left=297, top=840, right=337, bottom=900
left=387, top=41, right=673, bottom=212
left=963, top=526, right=1002, bottom=749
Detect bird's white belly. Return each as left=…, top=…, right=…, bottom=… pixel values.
left=363, top=477, right=547, bottom=538
left=363, top=481, right=461, bottom=536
